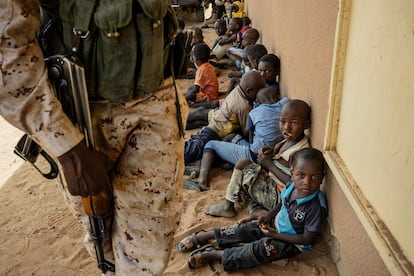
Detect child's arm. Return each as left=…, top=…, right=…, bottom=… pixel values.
left=240, top=204, right=281, bottom=225
left=218, top=33, right=236, bottom=45
left=257, top=151, right=291, bottom=184
left=260, top=226, right=319, bottom=246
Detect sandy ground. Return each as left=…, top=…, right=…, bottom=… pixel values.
left=0, top=13, right=339, bottom=276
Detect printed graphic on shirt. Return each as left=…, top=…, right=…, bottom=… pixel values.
left=293, top=208, right=305, bottom=223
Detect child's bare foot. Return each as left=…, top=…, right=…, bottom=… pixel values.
left=205, top=201, right=236, bottom=218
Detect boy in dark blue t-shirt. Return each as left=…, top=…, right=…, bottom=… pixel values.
left=177, top=148, right=328, bottom=272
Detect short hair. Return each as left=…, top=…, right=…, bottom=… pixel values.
left=285, top=99, right=312, bottom=121
left=230, top=17, right=243, bottom=31
left=256, top=87, right=278, bottom=104
left=243, top=28, right=260, bottom=42
left=193, top=44, right=211, bottom=63
left=259, top=54, right=281, bottom=71
left=242, top=16, right=251, bottom=26
left=292, top=148, right=326, bottom=174
left=244, top=44, right=268, bottom=61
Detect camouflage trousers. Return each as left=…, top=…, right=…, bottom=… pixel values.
left=57, top=79, right=189, bottom=275
left=225, top=163, right=279, bottom=213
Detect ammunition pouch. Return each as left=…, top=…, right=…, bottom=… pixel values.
left=58, top=0, right=177, bottom=103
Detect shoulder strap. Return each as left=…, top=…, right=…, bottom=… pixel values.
left=70, top=0, right=97, bottom=55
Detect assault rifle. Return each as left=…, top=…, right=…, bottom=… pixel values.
left=13, top=28, right=115, bottom=274
left=47, top=54, right=115, bottom=273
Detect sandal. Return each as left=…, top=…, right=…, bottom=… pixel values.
left=176, top=230, right=206, bottom=253
left=182, top=179, right=208, bottom=192
left=187, top=244, right=218, bottom=272
left=184, top=166, right=200, bottom=176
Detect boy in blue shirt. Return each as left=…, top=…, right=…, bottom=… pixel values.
left=177, top=148, right=327, bottom=272
left=184, top=88, right=287, bottom=191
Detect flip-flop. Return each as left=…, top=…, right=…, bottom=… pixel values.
left=182, top=179, right=208, bottom=192
left=184, top=166, right=200, bottom=176
left=187, top=244, right=218, bottom=272
left=176, top=230, right=206, bottom=253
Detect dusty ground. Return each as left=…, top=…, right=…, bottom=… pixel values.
left=0, top=13, right=339, bottom=276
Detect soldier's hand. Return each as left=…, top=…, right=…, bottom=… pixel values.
left=57, top=141, right=113, bottom=199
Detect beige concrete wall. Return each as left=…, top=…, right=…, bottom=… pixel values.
left=244, top=0, right=390, bottom=274
left=325, top=172, right=390, bottom=276
left=244, top=0, right=337, bottom=150
left=328, top=0, right=414, bottom=273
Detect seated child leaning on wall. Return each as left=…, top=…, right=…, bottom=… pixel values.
left=212, top=17, right=243, bottom=61
left=226, top=44, right=268, bottom=94
left=183, top=88, right=288, bottom=192
left=204, top=99, right=311, bottom=218
left=258, top=53, right=281, bottom=99
left=177, top=147, right=328, bottom=273
left=184, top=44, right=219, bottom=105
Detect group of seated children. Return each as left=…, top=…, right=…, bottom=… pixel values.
left=178, top=10, right=328, bottom=273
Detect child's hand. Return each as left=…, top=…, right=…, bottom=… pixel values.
left=257, top=152, right=272, bottom=166
left=259, top=223, right=278, bottom=237
left=237, top=215, right=255, bottom=224
left=258, top=147, right=273, bottom=157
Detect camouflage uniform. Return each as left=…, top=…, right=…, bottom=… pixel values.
left=0, top=1, right=188, bottom=275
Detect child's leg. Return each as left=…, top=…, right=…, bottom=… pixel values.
left=187, top=106, right=210, bottom=122
left=221, top=238, right=301, bottom=271
left=190, top=100, right=219, bottom=109
left=185, top=119, right=208, bottom=130
left=204, top=167, right=243, bottom=217
left=205, top=159, right=254, bottom=217
left=184, top=90, right=197, bottom=103
left=197, top=151, right=216, bottom=190
left=248, top=173, right=279, bottom=212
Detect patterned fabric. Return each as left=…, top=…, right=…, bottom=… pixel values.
left=225, top=164, right=278, bottom=212
left=1, top=1, right=188, bottom=274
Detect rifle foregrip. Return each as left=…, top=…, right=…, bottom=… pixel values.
left=81, top=193, right=112, bottom=217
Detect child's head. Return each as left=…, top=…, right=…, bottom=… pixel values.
left=177, top=18, right=185, bottom=32
left=193, top=43, right=211, bottom=65
left=242, top=16, right=251, bottom=27
left=192, top=27, right=204, bottom=45
left=241, top=28, right=259, bottom=48
left=279, top=99, right=311, bottom=142
left=232, top=1, right=243, bottom=14
left=228, top=17, right=243, bottom=32
left=291, top=148, right=325, bottom=197
left=244, top=44, right=268, bottom=70
left=256, top=87, right=279, bottom=105
left=258, top=54, right=280, bottom=84
left=239, top=70, right=266, bottom=103
left=214, top=19, right=227, bottom=36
